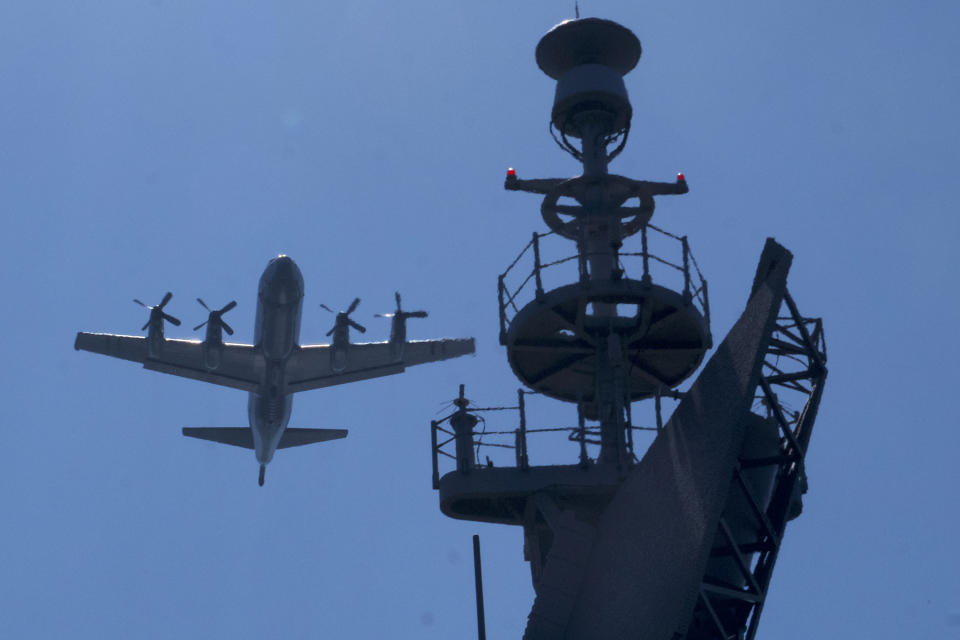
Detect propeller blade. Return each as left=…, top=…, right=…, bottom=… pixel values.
left=141, top=320, right=151, bottom=331
left=348, top=319, right=367, bottom=333
left=346, top=297, right=361, bottom=315
left=196, top=298, right=210, bottom=311
left=193, top=320, right=208, bottom=331
left=408, top=311, right=428, bottom=318
left=326, top=327, right=335, bottom=337
left=375, top=313, right=395, bottom=319
left=221, top=321, right=234, bottom=336
left=219, top=300, right=237, bottom=314
left=320, top=304, right=334, bottom=313
left=395, top=291, right=402, bottom=309
left=133, top=299, right=148, bottom=309
left=158, top=292, right=173, bottom=310
left=162, top=312, right=181, bottom=327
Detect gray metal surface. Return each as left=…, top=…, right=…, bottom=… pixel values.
left=438, top=464, right=622, bottom=525
left=535, top=18, right=641, bottom=79
left=687, top=268, right=828, bottom=640
left=552, top=240, right=792, bottom=640
left=503, top=279, right=709, bottom=406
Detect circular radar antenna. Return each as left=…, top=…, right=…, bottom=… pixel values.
left=536, top=18, right=642, bottom=144
left=535, top=18, right=641, bottom=79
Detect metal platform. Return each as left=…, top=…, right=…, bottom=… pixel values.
left=504, top=277, right=709, bottom=405
left=437, top=464, right=622, bottom=525
left=498, top=222, right=711, bottom=410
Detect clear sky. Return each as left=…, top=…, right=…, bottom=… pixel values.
left=2, top=1, right=958, bottom=638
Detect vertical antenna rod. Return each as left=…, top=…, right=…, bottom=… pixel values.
left=473, top=534, right=487, bottom=640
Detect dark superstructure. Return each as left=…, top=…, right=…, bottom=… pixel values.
left=429, top=18, right=828, bottom=640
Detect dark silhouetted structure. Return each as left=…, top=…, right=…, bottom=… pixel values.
left=429, top=17, right=827, bottom=640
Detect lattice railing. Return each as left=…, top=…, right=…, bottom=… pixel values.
left=497, top=223, right=710, bottom=343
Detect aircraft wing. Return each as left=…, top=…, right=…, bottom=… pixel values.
left=74, top=333, right=262, bottom=392
left=285, top=338, right=475, bottom=393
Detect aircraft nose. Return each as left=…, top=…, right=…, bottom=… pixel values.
left=266, top=255, right=297, bottom=278
left=259, top=254, right=304, bottom=303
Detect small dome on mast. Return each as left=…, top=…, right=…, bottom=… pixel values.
left=535, top=18, right=641, bottom=79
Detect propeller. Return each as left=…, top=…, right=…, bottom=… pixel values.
left=374, top=291, right=428, bottom=321
left=321, top=297, right=366, bottom=336
left=133, top=292, right=181, bottom=331
left=193, top=298, right=237, bottom=335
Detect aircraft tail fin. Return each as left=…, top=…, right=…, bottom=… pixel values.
left=182, top=427, right=254, bottom=449
left=277, top=428, right=348, bottom=449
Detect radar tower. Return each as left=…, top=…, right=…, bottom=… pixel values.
left=429, top=17, right=828, bottom=640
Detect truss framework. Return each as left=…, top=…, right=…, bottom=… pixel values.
left=686, top=289, right=827, bottom=640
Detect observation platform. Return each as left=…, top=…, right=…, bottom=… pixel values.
left=438, top=464, right=623, bottom=525
left=498, top=224, right=712, bottom=406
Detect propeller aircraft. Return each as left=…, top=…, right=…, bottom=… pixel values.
left=75, top=255, right=475, bottom=486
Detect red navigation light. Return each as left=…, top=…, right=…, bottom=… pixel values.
left=507, top=168, right=516, bottom=177
left=677, top=172, right=685, bottom=182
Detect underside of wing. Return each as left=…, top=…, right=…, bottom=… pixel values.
left=75, top=332, right=262, bottom=392
left=74, top=332, right=149, bottom=364
left=285, top=338, right=475, bottom=394
left=143, top=339, right=261, bottom=392
left=399, top=338, right=476, bottom=366
left=285, top=342, right=404, bottom=393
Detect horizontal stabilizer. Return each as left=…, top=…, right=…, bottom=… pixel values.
left=277, top=428, right=348, bottom=449
left=182, top=427, right=348, bottom=450
left=182, top=427, right=253, bottom=449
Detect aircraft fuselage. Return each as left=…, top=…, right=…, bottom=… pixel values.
left=248, top=255, right=304, bottom=466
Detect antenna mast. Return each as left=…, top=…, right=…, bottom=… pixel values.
left=427, top=17, right=829, bottom=640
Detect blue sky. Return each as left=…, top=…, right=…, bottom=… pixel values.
left=2, top=1, right=958, bottom=638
